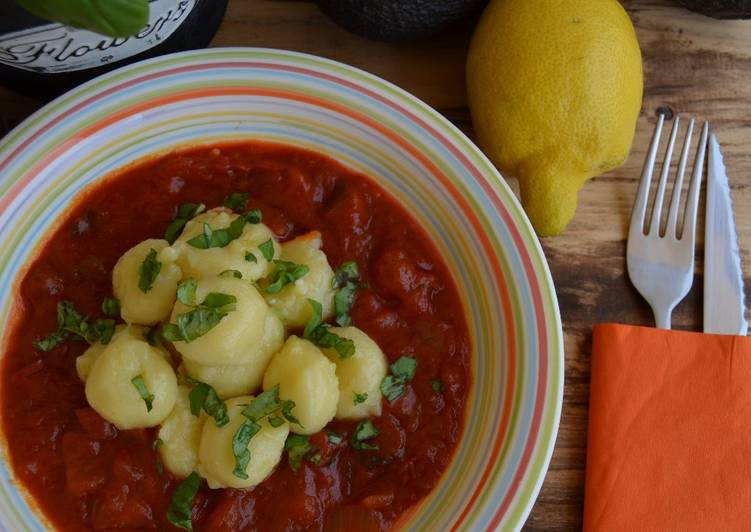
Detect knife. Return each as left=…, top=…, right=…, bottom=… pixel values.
left=704, top=134, right=748, bottom=335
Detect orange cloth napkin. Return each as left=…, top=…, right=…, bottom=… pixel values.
left=584, top=323, right=751, bottom=531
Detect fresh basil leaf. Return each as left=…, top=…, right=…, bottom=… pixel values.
left=245, top=252, right=257, bottom=263
left=144, top=326, right=163, bottom=347
left=153, top=438, right=164, bottom=449
left=176, top=308, right=224, bottom=343
left=137, top=248, right=161, bottom=293
left=161, top=323, right=184, bottom=342
left=242, top=385, right=282, bottom=421
left=380, top=357, right=417, bottom=402
left=101, top=297, right=120, bottom=317
left=131, top=374, right=154, bottom=412
left=165, top=203, right=206, bottom=245
left=177, top=279, right=198, bottom=306
left=201, top=293, right=237, bottom=311
left=16, top=0, right=149, bottom=38
left=93, top=319, right=116, bottom=345
left=353, top=392, right=368, bottom=405
left=220, top=269, right=243, bottom=279
left=222, top=192, right=249, bottom=212
left=285, top=434, right=312, bottom=472
left=187, top=379, right=229, bottom=427
left=327, top=431, right=343, bottom=446
left=259, top=239, right=274, bottom=261
left=232, top=420, right=260, bottom=479
left=332, top=261, right=362, bottom=327
left=166, top=471, right=202, bottom=531
left=33, top=330, right=67, bottom=352
left=431, top=378, right=444, bottom=393
left=281, top=400, right=300, bottom=426
left=262, top=260, right=309, bottom=294
left=351, top=420, right=379, bottom=451
left=187, top=216, right=246, bottom=250
left=303, top=299, right=323, bottom=340
left=245, top=209, right=262, bottom=224
left=391, top=357, right=417, bottom=380
left=268, top=415, right=285, bottom=428
left=303, top=299, right=355, bottom=359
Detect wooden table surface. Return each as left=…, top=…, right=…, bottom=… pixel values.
left=2, top=1, right=750, bottom=529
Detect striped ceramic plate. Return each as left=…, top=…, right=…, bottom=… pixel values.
left=0, top=48, right=563, bottom=531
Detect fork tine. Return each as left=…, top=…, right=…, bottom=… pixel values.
left=648, top=117, right=680, bottom=236
left=666, top=118, right=695, bottom=238
left=632, top=113, right=665, bottom=232
left=681, top=121, right=709, bottom=240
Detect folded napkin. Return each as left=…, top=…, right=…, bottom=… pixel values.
left=584, top=323, right=751, bottom=531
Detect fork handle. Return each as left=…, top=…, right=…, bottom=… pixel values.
left=652, top=306, right=672, bottom=330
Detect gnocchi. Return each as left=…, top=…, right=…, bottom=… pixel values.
left=198, top=396, right=289, bottom=489
left=166, top=208, right=279, bottom=281
left=262, top=231, right=336, bottom=328
left=113, top=239, right=182, bottom=325
left=262, top=336, right=339, bottom=435
left=321, top=326, right=387, bottom=420
left=85, top=332, right=178, bottom=429
left=157, top=386, right=205, bottom=478
left=169, top=276, right=269, bottom=366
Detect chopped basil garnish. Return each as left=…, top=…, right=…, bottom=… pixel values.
left=241, top=384, right=299, bottom=426
left=187, top=378, right=229, bottom=427
left=303, top=299, right=356, bottom=359
left=332, top=261, right=363, bottom=327
left=186, top=216, right=246, bottom=249
left=353, top=392, right=368, bottom=405
left=262, top=260, right=309, bottom=294
left=220, top=269, right=243, bottom=279
left=380, top=356, right=418, bottom=402
left=131, top=374, right=154, bottom=412
left=165, top=203, right=205, bottom=245
left=245, top=209, right=262, bottom=224
left=351, top=420, right=379, bottom=451
left=143, top=326, right=162, bottom=347
left=285, top=434, right=314, bottom=472
left=33, top=301, right=115, bottom=351
left=245, top=252, right=257, bottom=263
left=101, top=297, right=120, bottom=317
left=222, top=192, right=249, bottom=212
left=327, top=431, right=343, bottom=446
left=163, top=283, right=237, bottom=343
left=431, top=378, right=444, bottom=393
left=153, top=438, right=164, bottom=449
left=166, top=471, right=202, bottom=531
left=138, top=248, right=162, bottom=293
left=268, top=415, right=284, bottom=428
left=258, top=239, right=274, bottom=261
left=232, top=420, right=260, bottom=479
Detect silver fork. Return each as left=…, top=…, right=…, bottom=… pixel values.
left=627, top=114, right=709, bottom=329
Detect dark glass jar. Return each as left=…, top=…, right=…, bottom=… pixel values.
left=0, top=0, right=228, bottom=99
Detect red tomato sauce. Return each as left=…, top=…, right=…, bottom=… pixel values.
left=1, top=142, right=470, bottom=531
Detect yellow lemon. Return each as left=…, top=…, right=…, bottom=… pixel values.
left=467, top=0, right=643, bottom=236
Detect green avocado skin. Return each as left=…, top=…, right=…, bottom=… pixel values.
left=679, top=0, right=751, bottom=18
left=316, top=0, right=488, bottom=42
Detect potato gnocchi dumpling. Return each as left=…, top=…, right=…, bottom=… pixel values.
left=166, top=208, right=280, bottom=281
left=169, top=276, right=268, bottom=366
left=263, top=336, right=339, bottom=435
left=157, top=386, right=205, bottom=478
left=113, top=239, right=182, bottom=325
left=182, top=311, right=285, bottom=398
left=322, top=326, right=387, bottom=420
left=85, top=333, right=178, bottom=429
left=263, top=232, right=335, bottom=328
left=198, top=396, right=289, bottom=489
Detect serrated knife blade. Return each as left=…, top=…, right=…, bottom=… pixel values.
left=704, top=134, right=747, bottom=335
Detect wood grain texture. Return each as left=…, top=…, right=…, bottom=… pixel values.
left=1, top=1, right=750, bottom=530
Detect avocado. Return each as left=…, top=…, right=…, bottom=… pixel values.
left=678, top=0, right=751, bottom=18
left=316, top=0, right=488, bottom=42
